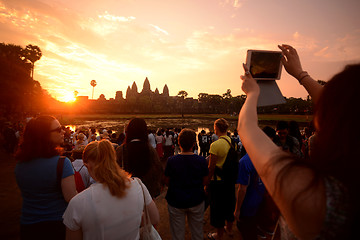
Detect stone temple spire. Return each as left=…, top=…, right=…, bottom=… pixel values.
left=142, top=77, right=151, bottom=94
left=131, top=81, right=138, bottom=93
left=163, top=84, right=169, bottom=97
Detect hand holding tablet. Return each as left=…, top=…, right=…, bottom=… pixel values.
left=244, top=49, right=286, bottom=107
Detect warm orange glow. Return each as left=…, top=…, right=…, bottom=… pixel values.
left=60, top=92, right=76, bottom=103
left=1, top=1, right=359, bottom=100
left=65, top=125, right=77, bottom=132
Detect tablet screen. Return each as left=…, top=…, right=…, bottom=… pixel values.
left=248, top=51, right=282, bottom=80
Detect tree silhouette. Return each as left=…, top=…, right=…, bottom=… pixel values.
left=177, top=90, right=188, bottom=99
left=0, top=43, right=46, bottom=114
left=90, top=80, right=97, bottom=99
left=23, top=44, right=42, bottom=79
left=222, top=89, right=232, bottom=99
left=177, top=90, right=188, bottom=117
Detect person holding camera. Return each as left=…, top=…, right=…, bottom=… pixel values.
left=237, top=44, right=358, bottom=239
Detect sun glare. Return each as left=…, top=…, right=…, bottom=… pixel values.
left=61, top=92, right=76, bottom=103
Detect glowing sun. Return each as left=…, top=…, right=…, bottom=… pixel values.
left=61, top=92, right=76, bottom=103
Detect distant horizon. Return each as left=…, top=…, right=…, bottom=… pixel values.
left=1, top=0, right=359, bottom=102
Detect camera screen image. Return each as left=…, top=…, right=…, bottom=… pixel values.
left=250, top=52, right=282, bottom=79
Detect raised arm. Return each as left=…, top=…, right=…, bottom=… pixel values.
left=278, top=44, right=323, bottom=103
left=237, top=64, right=326, bottom=239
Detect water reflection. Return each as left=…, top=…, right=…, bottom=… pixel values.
left=64, top=118, right=237, bottom=135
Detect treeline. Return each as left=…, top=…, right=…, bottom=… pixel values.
left=0, top=43, right=54, bottom=116
left=0, top=42, right=315, bottom=117
left=61, top=90, right=313, bottom=115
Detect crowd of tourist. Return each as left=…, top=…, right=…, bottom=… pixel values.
left=2, top=44, right=358, bottom=239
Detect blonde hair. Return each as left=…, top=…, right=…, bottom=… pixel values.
left=83, top=140, right=130, bottom=198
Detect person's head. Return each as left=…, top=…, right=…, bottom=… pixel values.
left=123, top=118, right=151, bottom=176
left=262, top=126, right=276, bottom=141
left=100, top=132, right=109, bottom=140
left=178, top=128, right=196, bottom=152
left=233, top=129, right=238, bottom=136
left=77, top=133, right=85, bottom=142
left=125, top=118, right=148, bottom=143
left=83, top=140, right=129, bottom=197
left=117, top=132, right=125, bottom=143
left=16, top=115, right=64, bottom=161
left=214, top=118, right=229, bottom=135
left=71, top=149, right=84, bottom=160
left=313, top=64, right=360, bottom=189
left=156, top=129, right=162, bottom=136
left=276, top=121, right=289, bottom=141
left=288, top=121, right=301, bottom=139
left=111, top=133, right=117, bottom=140
left=279, top=64, right=360, bottom=238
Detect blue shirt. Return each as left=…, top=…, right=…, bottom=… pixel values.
left=236, top=153, right=266, bottom=217
left=165, top=154, right=208, bottom=209
left=15, top=156, right=74, bottom=224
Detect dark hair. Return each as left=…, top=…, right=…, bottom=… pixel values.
left=214, top=118, right=229, bottom=133
left=15, top=115, right=62, bottom=162
left=125, top=118, right=148, bottom=143
left=312, top=64, right=360, bottom=209
left=117, top=133, right=125, bottom=144
left=262, top=126, right=276, bottom=139
left=156, top=129, right=163, bottom=136
left=123, top=118, right=151, bottom=176
left=276, top=120, right=288, bottom=130
left=178, top=128, right=196, bottom=151
left=71, top=149, right=83, bottom=160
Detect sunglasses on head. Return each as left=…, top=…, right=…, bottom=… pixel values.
left=50, top=126, right=62, bottom=133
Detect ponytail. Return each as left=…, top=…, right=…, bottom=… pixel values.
left=83, top=140, right=130, bottom=198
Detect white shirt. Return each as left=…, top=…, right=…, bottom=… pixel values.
left=148, top=133, right=156, bottom=149
left=63, top=179, right=152, bottom=240
left=164, top=135, right=173, bottom=146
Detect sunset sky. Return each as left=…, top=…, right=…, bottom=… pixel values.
left=1, top=0, right=359, bottom=102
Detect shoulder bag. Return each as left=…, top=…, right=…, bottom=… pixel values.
left=135, top=178, right=162, bottom=240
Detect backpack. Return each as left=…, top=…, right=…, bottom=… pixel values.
left=57, top=157, right=86, bottom=193
left=214, top=137, right=239, bottom=184
left=72, top=164, right=86, bottom=193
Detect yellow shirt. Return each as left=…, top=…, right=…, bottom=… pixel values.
left=209, top=135, right=232, bottom=168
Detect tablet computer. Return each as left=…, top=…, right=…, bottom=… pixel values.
left=246, top=50, right=283, bottom=80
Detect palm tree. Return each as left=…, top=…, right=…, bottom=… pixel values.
left=90, top=80, right=97, bottom=99
left=177, top=90, right=188, bottom=118
left=23, top=44, right=42, bottom=79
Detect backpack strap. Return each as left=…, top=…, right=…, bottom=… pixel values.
left=57, top=156, right=66, bottom=189
left=71, top=162, right=85, bottom=173
left=78, top=164, right=85, bottom=172
left=219, top=136, right=233, bottom=149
